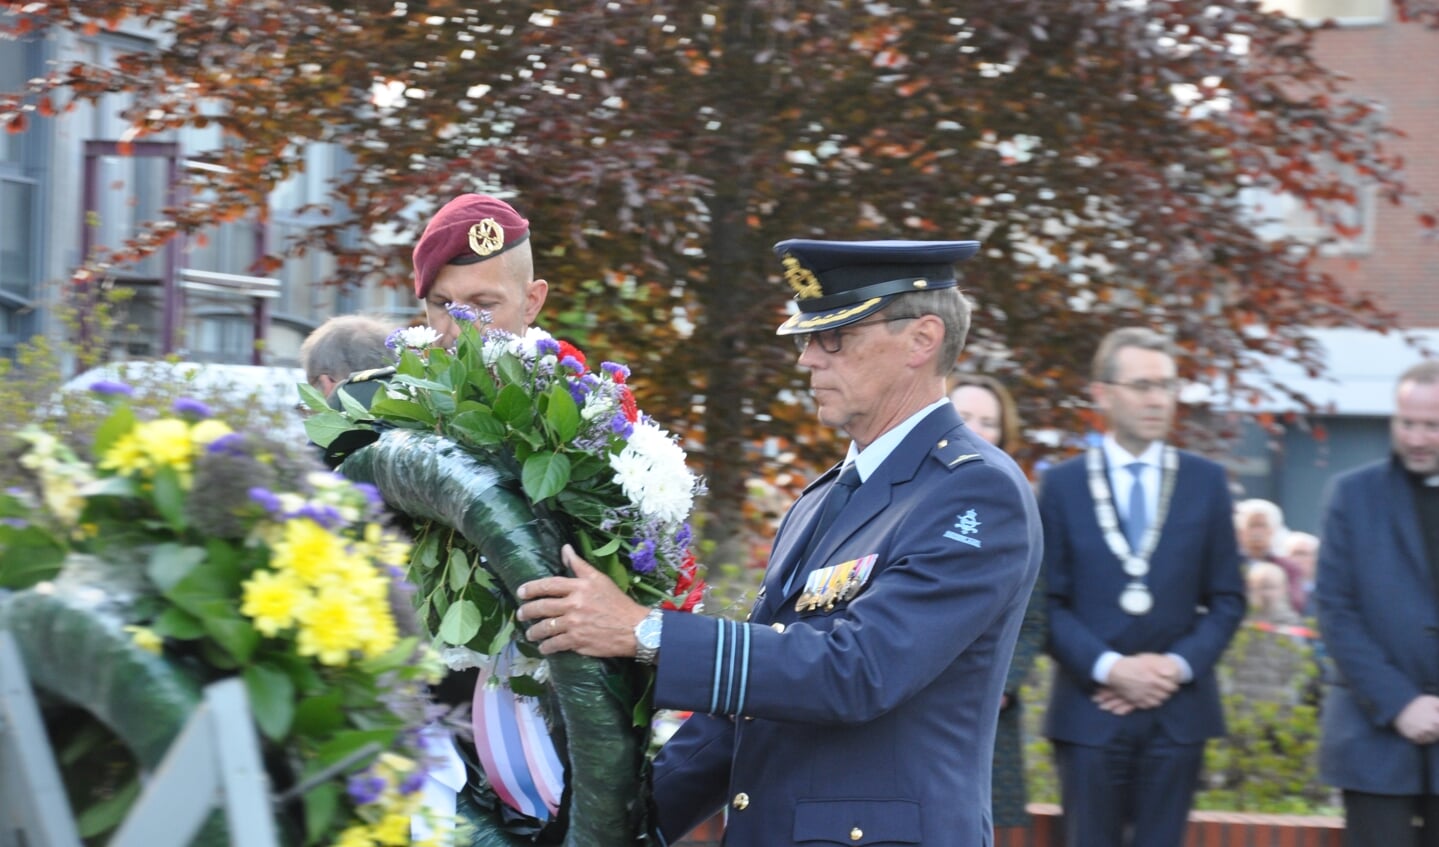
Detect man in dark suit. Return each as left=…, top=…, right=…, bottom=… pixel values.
left=1317, top=359, right=1439, bottom=847
left=516, top=239, right=1043, bottom=845
left=1040, top=326, right=1245, bottom=847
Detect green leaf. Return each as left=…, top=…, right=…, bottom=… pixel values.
left=147, top=543, right=207, bottom=591
left=153, top=606, right=206, bottom=639
left=310, top=729, right=394, bottom=772
left=494, top=383, right=534, bottom=427
left=438, top=598, right=483, bottom=646
left=447, top=547, right=473, bottom=592
left=391, top=374, right=453, bottom=393
left=151, top=465, right=186, bottom=531
left=368, top=395, right=436, bottom=426
left=297, top=381, right=331, bottom=412
left=292, top=692, right=345, bottom=736
left=360, top=636, right=420, bottom=675
left=544, top=381, right=581, bottom=442
left=487, top=617, right=516, bottom=655
left=0, top=526, right=64, bottom=589
left=204, top=612, right=261, bottom=664
left=91, top=406, right=136, bottom=460
left=243, top=663, right=296, bottom=741
left=413, top=531, right=441, bottom=572
left=75, top=775, right=140, bottom=838
left=336, top=382, right=373, bottom=419
left=448, top=408, right=507, bottom=446
left=303, top=411, right=359, bottom=448
left=522, top=451, right=572, bottom=503
left=590, top=536, right=622, bottom=558
left=302, top=782, right=340, bottom=845
left=496, top=354, right=529, bottom=389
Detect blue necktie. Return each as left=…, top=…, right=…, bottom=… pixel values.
left=1125, top=461, right=1149, bottom=550
left=785, top=463, right=861, bottom=594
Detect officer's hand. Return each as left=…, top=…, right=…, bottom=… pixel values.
left=516, top=545, right=649, bottom=658
left=1394, top=695, right=1439, bottom=744
left=1092, top=686, right=1137, bottom=715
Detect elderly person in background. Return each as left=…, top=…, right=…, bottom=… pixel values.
left=1281, top=531, right=1320, bottom=616
left=299, top=314, right=397, bottom=400
left=1235, top=499, right=1307, bottom=616
left=949, top=372, right=1045, bottom=839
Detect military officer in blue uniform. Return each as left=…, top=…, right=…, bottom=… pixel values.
left=517, top=238, right=1044, bottom=846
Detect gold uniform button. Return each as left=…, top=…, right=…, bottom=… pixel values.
left=732, top=792, right=749, bottom=811
left=771, top=622, right=786, bottom=633
left=850, top=826, right=863, bottom=841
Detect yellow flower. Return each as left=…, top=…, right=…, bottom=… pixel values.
left=134, top=419, right=196, bottom=471
left=331, top=823, right=375, bottom=847
left=123, top=625, right=163, bottom=655
left=271, top=519, right=351, bottom=586
left=240, top=569, right=309, bottom=637
left=361, top=523, right=412, bottom=567
left=190, top=418, right=233, bottom=447
left=296, top=591, right=367, bottom=666
left=99, top=432, right=150, bottom=476
left=372, top=813, right=410, bottom=846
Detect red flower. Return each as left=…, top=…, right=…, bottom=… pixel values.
left=619, top=386, right=639, bottom=423
left=663, top=583, right=706, bottom=613
left=556, top=340, right=587, bottom=370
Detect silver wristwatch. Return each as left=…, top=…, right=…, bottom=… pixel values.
left=634, top=608, right=663, bottom=665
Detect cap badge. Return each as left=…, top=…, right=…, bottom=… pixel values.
left=781, top=253, right=824, bottom=300
left=468, top=218, right=506, bottom=257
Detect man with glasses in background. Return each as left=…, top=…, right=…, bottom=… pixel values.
left=1039, top=326, right=1245, bottom=847
left=516, top=238, right=1043, bottom=846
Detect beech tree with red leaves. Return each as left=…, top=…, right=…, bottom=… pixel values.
left=3, top=0, right=1434, bottom=566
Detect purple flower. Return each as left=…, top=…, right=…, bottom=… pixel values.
left=172, top=397, right=213, bottom=418
left=601, top=361, right=630, bottom=381
left=675, top=523, right=694, bottom=549
left=568, top=381, right=588, bottom=407
left=384, top=328, right=406, bottom=351
left=399, top=768, right=428, bottom=795
left=536, top=337, right=561, bottom=357
left=1, top=517, right=28, bottom=530
left=88, top=380, right=134, bottom=396
left=292, top=503, right=344, bottom=529
left=609, top=411, right=634, bottom=439
left=560, top=355, right=584, bottom=373
left=353, top=482, right=384, bottom=516
left=206, top=432, right=247, bottom=456
left=248, top=487, right=283, bottom=515
left=630, top=538, right=657, bottom=574
left=446, top=302, right=480, bottom=323
left=346, top=774, right=386, bottom=805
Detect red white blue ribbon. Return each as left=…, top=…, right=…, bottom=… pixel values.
left=471, top=646, right=565, bottom=820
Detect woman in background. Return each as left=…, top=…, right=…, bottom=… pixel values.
left=949, top=373, right=1045, bottom=838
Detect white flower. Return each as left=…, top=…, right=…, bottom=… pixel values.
left=508, top=326, right=555, bottom=360
left=393, top=325, right=442, bottom=351
left=610, top=422, right=696, bottom=525
left=439, top=645, right=490, bottom=671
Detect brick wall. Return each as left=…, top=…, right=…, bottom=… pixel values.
left=1306, top=17, right=1439, bottom=327
left=673, top=805, right=1346, bottom=846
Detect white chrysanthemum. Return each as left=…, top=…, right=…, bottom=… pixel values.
left=394, top=325, right=442, bottom=350
left=508, top=326, right=555, bottom=359
left=610, top=423, right=696, bottom=525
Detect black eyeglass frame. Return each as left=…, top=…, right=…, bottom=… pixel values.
left=793, top=315, right=919, bottom=355
left=1100, top=378, right=1183, bottom=395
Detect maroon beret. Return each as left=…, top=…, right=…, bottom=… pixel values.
left=412, top=194, right=531, bottom=298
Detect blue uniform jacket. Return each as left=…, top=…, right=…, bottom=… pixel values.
left=1040, top=449, right=1244, bottom=746
left=651, top=404, right=1043, bottom=847
left=1316, top=456, right=1439, bottom=793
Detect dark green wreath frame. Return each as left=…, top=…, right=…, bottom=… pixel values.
left=339, top=428, right=654, bottom=847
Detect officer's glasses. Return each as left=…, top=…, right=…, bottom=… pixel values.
left=793, top=316, right=917, bottom=355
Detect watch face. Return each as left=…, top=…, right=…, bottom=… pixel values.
left=637, top=616, right=662, bottom=649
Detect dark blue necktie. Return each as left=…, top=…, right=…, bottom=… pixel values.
left=785, top=463, right=861, bottom=594
left=1125, top=461, right=1149, bottom=550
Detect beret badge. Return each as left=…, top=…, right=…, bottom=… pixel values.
left=781, top=253, right=824, bottom=301
left=468, top=219, right=507, bottom=257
